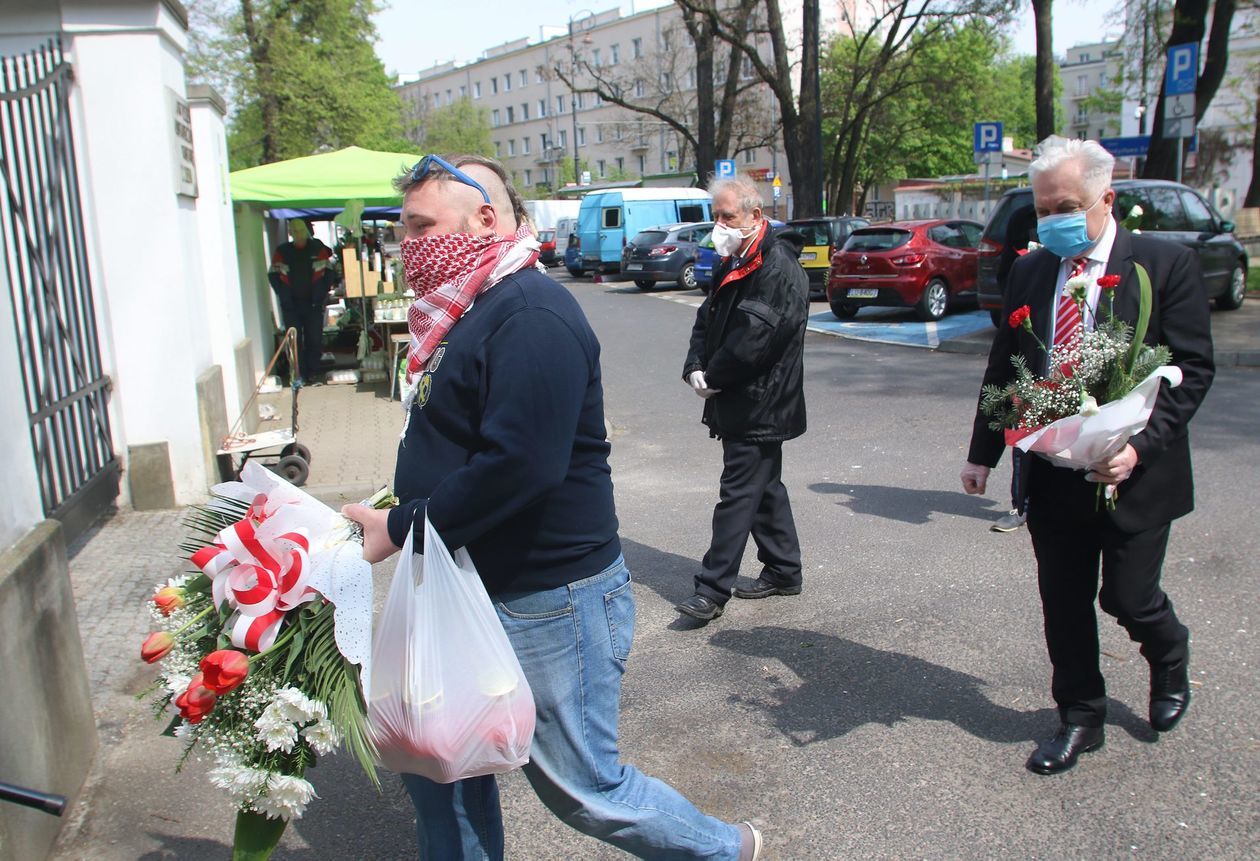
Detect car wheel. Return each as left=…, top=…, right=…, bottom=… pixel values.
left=1216, top=263, right=1246, bottom=310
left=989, top=308, right=1003, bottom=327
left=635, top=279, right=654, bottom=290
left=829, top=300, right=858, bottom=320
left=679, top=262, right=697, bottom=290
left=916, top=278, right=949, bottom=321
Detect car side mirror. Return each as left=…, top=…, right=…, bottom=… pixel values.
left=1220, top=219, right=1235, bottom=233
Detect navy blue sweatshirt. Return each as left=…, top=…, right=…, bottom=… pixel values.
left=385, top=267, right=621, bottom=596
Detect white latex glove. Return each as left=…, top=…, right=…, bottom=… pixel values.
left=687, top=370, right=721, bottom=399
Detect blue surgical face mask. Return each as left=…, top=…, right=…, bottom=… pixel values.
left=1036, top=193, right=1105, bottom=259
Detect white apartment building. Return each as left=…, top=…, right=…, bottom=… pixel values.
left=396, top=3, right=816, bottom=217
left=1060, top=41, right=1124, bottom=143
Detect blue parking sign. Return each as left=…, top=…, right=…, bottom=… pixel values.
left=973, top=122, right=1002, bottom=153
left=714, top=159, right=736, bottom=179
left=1165, top=43, right=1198, bottom=96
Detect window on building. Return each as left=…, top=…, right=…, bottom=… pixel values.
left=661, top=31, right=671, bottom=52
left=474, top=81, right=482, bottom=99
left=577, top=127, right=586, bottom=146
left=492, top=109, right=501, bottom=126
left=525, top=168, right=532, bottom=186
left=491, top=78, right=498, bottom=94
left=522, top=137, right=531, bottom=154
left=632, top=37, right=642, bottom=59
left=686, top=68, right=696, bottom=89
left=616, top=156, right=624, bottom=172
left=637, top=154, right=646, bottom=173
left=508, top=139, right=516, bottom=155
left=505, top=74, right=512, bottom=91
left=592, top=48, right=601, bottom=67
left=593, top=91, right=603, bottom=106
left=596, top=125, right=604, bottom=143
left=506, top=105, right=515, bottom=123
left=610, top=43, right=619, bottom=65
left=495, top=140, right=502, bottom=156
left=661, top=71, right=672, bottom=89
left=557, top=95, right=566, bottom=114
left=634, top=79, right=645, bottom=98
left=540, top=133, right=549, bottom=151
left=576, top=92, right=584, bottom=110
left=522, top=102, right=529, bottom=120
left=559, top=129, right=567, bottom=147
left=743, top=149, right=755, bottom=164
left=536, top=68, right=544, bottom=84
left=459, top=85, right=466, bottom=99
left=446, top=89, right=452, bottom=104
left=432, top=93, right=440, bottom=108
left=597, top=159, right=606, bottom=177
left=520, top=70, right=528, bottom=87
left=1076, top=75, right=1088, bottom=95
left=740, top=57, right=754, bottom=79
left=538, top=98, right=547, bottom=117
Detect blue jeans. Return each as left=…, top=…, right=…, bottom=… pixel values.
left=402, top=556, right=741, bottom=860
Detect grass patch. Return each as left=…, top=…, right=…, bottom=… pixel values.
left=1250, top=266, right=1260, bottom=295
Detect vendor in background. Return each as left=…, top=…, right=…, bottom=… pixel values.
left=268, top=219, right=334, bottom=385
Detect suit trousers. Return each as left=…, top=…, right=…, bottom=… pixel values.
left=277, top=293, right=326, bottom=382
left=695, top=439, right=802, bottom=604
left=1027, top=504, right=1189, bottom=727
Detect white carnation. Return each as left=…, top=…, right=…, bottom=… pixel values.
left=209, top=762, right=269, bottom=802
left=271, top=687, right=325, bottom=723
left=254, top=774, right=317, bottom=820
left=255, top=711, right=299, bottom=753
left=301, top=718, right=341, bottom=756
left=164, top=672, right=192, bottom=696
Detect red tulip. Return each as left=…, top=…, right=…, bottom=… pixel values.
left=141, top=631, right=174, bottom=663
left=1097, top=274, right=1121, bottom=290
left=200, top=650, right=249, bottom=695
left=152, top=586, right=185, bottom=616
left=1008, top=305, right=1032, bottom=330
left=175, top=673, right=218, bottom=723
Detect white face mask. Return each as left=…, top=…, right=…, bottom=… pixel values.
left=712, top=221, right=756, bottom=257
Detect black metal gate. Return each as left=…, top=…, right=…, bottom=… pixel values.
left=0, top=40, right=118, bottom=540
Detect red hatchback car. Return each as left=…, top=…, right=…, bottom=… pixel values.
left=825, top=219, right=983, bottom=321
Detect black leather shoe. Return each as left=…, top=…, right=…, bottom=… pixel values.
left=676, top=594, right=724, bottom=621
left=733, top=576, right=802, bottom=600
left=1150, top=657, right=1191, bottom=732
left=1025, top=723, right=1104, bottom=775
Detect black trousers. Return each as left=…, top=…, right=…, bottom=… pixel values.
left=1027, top=509, right=1188, bottom=727
left=278, top=294, right=326, bottom=382
left=695, top=439, right=802, bottom=604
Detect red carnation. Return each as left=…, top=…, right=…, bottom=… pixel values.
left=1097, top=274, right=1121, bottom=290
left=1008, top=305, right=1032, bottom=329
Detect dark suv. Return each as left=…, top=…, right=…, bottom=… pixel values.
left=977, top=180, right=1247, bottom=324
left=622, top=222, right=712, bottom=290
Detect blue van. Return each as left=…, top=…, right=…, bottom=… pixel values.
left=578, top=188, right=712, bottom=273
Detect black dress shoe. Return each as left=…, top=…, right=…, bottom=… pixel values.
left=733, top=576, right=802, bottom=600
left=676, top=594, right=724, bottom=621
left=1150, top=657, right=1191, bottom=732
left=1025, top=723, right=1104, bottom=775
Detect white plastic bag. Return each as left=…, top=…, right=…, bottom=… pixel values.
left=368, top=515, right=535, bottom=782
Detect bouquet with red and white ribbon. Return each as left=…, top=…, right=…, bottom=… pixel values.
left=139, top=462, right=394, bottom=858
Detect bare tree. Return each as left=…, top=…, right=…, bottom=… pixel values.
left=552, top=1, right=773, bottom=188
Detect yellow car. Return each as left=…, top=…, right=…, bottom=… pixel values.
left=786, top=216, right=871, bottom=300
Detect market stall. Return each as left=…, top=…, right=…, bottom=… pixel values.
left=229, top=146, right=417, bottom=395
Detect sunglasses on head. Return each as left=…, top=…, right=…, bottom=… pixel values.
left=409, top=154, right=491, bottom=204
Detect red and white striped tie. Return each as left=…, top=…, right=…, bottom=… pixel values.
left=1053, top=257, right=1088, bottom=347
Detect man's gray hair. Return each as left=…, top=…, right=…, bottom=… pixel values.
left=1028, top=135, right=1115, bottom=199
left=709, top=175, right=763, bottom=213
left=393, top=153, right=530, bottom=227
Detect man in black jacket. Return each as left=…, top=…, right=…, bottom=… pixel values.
left=677, top=176, right=809, bottom=623
left=267, top=219, right=334, bottom=384
left=961, top=137, right=1214, bottom=774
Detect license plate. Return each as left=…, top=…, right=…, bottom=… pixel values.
left=799, top=252, right=816, bottom=261
left=847, top=288, right=878, bottom=298
left=626, top=263, right=643, bottom=271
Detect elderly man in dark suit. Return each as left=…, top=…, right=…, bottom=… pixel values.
left=961, top=136, right=1214, bottom=775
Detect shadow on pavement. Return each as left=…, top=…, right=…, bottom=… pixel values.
left=622, top=538, right=696, bottom=607
left=708, top=626, right=1155, bottom=747
left=808, top=481, right=1004, bottom=523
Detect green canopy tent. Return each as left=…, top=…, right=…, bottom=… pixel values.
left=228, top=145, right=415, bottom=208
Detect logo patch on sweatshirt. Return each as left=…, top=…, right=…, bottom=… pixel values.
left=416, top=344, right=446, bottom=409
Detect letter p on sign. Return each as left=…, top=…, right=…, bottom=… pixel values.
left=973, top=122, right=1002, bottom=153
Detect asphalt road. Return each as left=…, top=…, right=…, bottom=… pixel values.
left=56, top=273, right=1259, bottom=860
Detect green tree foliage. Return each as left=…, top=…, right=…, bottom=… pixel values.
left=823, top=17, right=1042, bottom=212
left=419, top=98, right=494, bottom=158
left=187, top=0, right=416, bottom=168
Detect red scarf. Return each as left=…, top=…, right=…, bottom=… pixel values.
left=716, top=219, right=769, bottom=291
left=399, top=224, right=539, bottom=403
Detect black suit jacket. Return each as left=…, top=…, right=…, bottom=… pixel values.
left=967, top=227, right=1215, bottom=533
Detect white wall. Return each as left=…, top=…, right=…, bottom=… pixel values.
left=0, top=259, right=46, bottom=551
left=234, top=204, right=275, bottom=380
left=190, top=89, right=247, bottom=414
